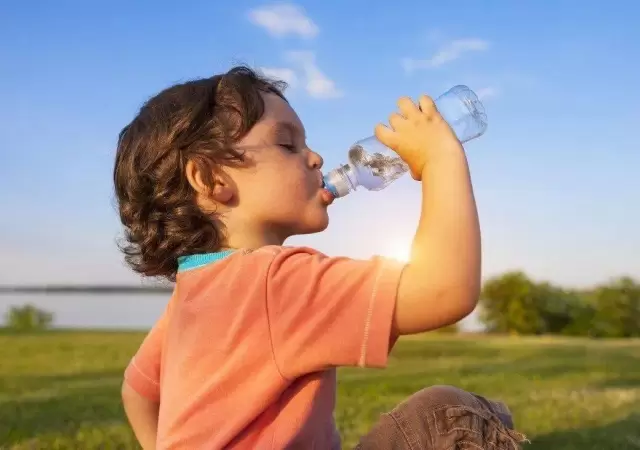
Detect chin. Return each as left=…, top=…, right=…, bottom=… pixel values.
left=298, top=212, right=330, bottom=235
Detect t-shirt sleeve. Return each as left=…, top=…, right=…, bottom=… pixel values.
left=265, top=246, right=405, bottom=379
left=123, top=299, right=171, bottom=402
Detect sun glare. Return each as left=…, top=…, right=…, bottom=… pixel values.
left=384, top=242, right=411, bottom=263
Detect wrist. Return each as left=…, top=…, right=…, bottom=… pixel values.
left=420, top=146, right=467, bottom=177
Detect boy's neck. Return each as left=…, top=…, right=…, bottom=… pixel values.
left=224, top=229, right=288, bottom=251
left=218, top=211, right=292, bottom=250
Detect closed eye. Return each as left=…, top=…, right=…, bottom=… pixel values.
left=280, top=144, right=298, bottom=153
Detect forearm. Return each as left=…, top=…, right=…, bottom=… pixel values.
left=398, top=150, right=481, bottom=333
left=122, top=383, right=159, bottom=449
left=414, top=150, right=480, bottom=291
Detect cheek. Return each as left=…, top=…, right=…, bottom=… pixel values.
left=242, top=161, right=315, bottom=212
left=261, top=175, right=308, bottom=202
left=278, top=166, right=316, bottom=196
left=251, top=180, right=306, bottom=215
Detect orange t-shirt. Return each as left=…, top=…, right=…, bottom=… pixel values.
left=124, top=246, right=404, bottom=449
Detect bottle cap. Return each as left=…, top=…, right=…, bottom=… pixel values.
left=323, top=166, right=351, bottom=198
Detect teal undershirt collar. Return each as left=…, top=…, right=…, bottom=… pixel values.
left=177, top=250, right=235, bottom=273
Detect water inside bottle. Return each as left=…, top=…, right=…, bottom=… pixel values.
left=348, top=144, right=408, bottom=190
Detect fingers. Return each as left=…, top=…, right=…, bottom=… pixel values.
left=397, top=96, right=421, bottom=119
left=388, top=112, right=405, bottom=131
left=418, top=95, right=437, bottom=118
left=376, top=94, right=438, bottom=153
left=374, top=123, right=399, bottom=150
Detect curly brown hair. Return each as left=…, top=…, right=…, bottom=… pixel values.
left=113, top=66, right=287, bottom=281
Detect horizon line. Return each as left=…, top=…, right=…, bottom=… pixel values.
left=0, top=284, right=173, bottom=294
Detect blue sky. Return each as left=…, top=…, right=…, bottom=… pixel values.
left=1, top=0, right=639, bottom=288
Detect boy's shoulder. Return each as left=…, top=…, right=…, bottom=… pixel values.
left=245, top=245, right=325, bottom=256
left=175, top=245, right=329, bottom=282
left=233, top=245, right=329, bottom=264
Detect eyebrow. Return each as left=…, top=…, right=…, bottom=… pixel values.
left=271, top=122, right=306, bottom=140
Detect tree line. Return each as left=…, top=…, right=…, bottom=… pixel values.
left=479, top=272, right=640, bottom=338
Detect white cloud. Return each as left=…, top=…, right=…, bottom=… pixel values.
left=259, top=67, right=298, bottom=87
left=403, top=38, right=490, bottom=72
left=286, top=51, right=343, bottom=99
left=247, top=3, right=319, bottom=39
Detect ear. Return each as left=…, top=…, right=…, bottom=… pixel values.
left=185, top=160, right=233, bottom=204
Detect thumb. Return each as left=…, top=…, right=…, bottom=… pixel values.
left=374, top=123, right=399, bottom=152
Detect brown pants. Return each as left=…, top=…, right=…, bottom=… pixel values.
left=355, top=385, right=528, bottom=449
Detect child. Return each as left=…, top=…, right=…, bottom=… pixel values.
left=115, top=66, right=526, bottom=449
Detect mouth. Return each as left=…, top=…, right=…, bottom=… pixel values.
left=318, top=174, right=334, bottom=205
left=320, top=188, right=334, bottom=205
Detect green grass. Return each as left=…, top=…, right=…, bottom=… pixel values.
left=1, top=331, right=639, bottom=449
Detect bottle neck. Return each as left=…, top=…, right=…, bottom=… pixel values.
left=323, top=163, right=358, bottom=198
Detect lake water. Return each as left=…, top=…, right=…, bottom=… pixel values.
left=0, top=292, right=483, bottom=331
left=0, top=293, right=170, bottom=329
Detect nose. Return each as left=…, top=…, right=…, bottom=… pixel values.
left=308, top=148, right=324, bottom=170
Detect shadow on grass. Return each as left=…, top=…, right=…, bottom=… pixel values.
left=528, top=413, right=640, bottom=450
left=0, top=372, right=126, bottom=446
left=595, top=377, right=640, bottom=390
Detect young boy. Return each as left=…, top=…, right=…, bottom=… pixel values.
left=115, top=66, right=526, bottom=449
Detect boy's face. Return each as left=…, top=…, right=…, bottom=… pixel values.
left=225, top=93, right=333, bottom=243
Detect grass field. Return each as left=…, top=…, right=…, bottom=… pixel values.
left=1, top=331, right=639, bottom=449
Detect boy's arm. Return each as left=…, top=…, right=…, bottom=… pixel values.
left=121, top=296, right=172, bottom=448
left=376, top=95, right=481, bottom=336
left=121, top=383, right=159, bottom=450
left=392, top=149, right=479, bottom=334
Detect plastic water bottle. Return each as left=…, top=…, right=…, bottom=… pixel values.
left=323, top=85, right=487, bottom=198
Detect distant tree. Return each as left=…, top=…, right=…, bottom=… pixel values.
left=560, top=300, right=597, bottom=337
left=5, top=304, right=54, bottom=331
left=589, top=277, right=640, bottom=338
left=480, top=271, right=547, bottom=334
left=535, top=283, right=591, bottom=334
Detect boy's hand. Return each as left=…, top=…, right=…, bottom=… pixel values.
left=374, top=95, right=463, bottom=181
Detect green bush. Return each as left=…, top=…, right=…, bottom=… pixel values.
left=5, top=304, right=54, bottom=331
